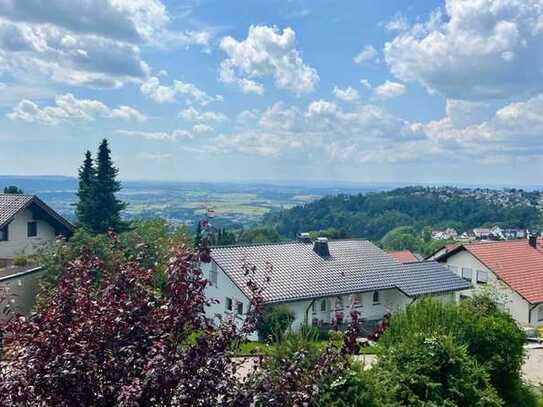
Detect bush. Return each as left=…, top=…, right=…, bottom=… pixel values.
left=375, top=334, right=503, bottom=406
left=315, top=362, right=382, bottom=407
left=256, top=305, right=295, bottom=342
left=380, top=295, right=527, bottom=405
left=12, top=256, right=28, bottom=267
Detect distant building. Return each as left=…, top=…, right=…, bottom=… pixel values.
left=389, top=250, right=418, bottom=263
left=431, top=228, right=458, bottom=241
left=0, top=194, right=74, bottom=264
left=201, top=238, right=469, bottom=339
left=435, top=236, right=543, bottom=326
left=473, top=228, right=491, bottom=240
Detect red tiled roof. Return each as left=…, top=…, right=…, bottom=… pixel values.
left=389, top=250, right=418, bottom=263
left=463, top=240, right=543, bottom=303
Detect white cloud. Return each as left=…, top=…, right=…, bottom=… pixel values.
left=115, top=129, right=192, bottom=141
left=219, top=25, right=319, bottom=94
left=360, top=79, right=372, bottom=89
left=7, top=93, right=146, bottom=125
left=140, top=76, right=222, bottom=105
left=353, top=45, right=379, bottom=65
left=0, top=0, right=212, bottom=89
left=373, top=80, right=406, bottom=100
left=384, top=13, right=409, bottom=32
left=138, top=152, right=174, bottom=160
left=192, top=123, right=215, bottom=135
left=333, top=86, right=360, bottom=102
left=179, top=106, right=227, bottom=123
left=384, top=0, right=543, bottom=100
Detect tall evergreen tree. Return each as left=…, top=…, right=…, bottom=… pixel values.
left=75, top=150, right=97, bottom=230
left=94, top=139, right=127, bottom=233
left=3, top=186, right=24, bottom=194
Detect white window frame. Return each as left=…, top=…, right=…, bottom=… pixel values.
left=320, top=299, right=327, bottom=312
left=461, top=268, right=473, bottom=281
left=476, top=270, right=489, bottom=284
left=225, top=297, right=233, bottom=312
left=236, top=301, right=244, bottom=315
left=538, top=306, right=543, bottom=322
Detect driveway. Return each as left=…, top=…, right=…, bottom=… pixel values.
left=523, top=347, right=543, bottom=385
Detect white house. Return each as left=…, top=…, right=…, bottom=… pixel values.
left=435, top=236, right=543, bottom=326
left=0, top=194, right=74, bottom=263
left=201, top=238, right=470, bottom=339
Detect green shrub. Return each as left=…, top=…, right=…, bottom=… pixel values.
left=12, top=256, right=28, bottom=267
left=315, top=362, right=382, bottom=407
left=256, top=305, right=295, bottom=342
left=380, top=295, right=526, bottom=405
left=375, top=334, right=503, bottom=407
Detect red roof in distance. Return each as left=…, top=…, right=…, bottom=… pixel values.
left=460, top=240, right=543, bottom=304
left=389, top=250, right=418, bottom=264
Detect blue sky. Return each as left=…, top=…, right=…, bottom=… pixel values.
left=1, top=0, right=543, bottom=185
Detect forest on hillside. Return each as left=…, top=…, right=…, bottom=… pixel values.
left=262, top=186, right=542, bottom=242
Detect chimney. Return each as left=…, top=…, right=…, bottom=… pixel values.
left=297, top=232, right=312, bottom=243
left=313, top=237, right=330, bottom=258
left=529, top=234, right=538, bottom=249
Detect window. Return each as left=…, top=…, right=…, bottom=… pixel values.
left=335, top=297, right=343, bottom=309
left=225, top=297, right=233, bottom=312
left=210, top=262, right=218, bottom=287
left=27, top=221, right=37, bottom=237
left=236, top=301, right=243, bottom=315
left=538, top=306, right=543, bottom=322
left=448, top=265, right=459, bottom=275
left=461, top=267, right=473, bottom=281
left=476, top=270, right=489, bottom=284
left=353, top=293, right=362, bottom=306
left=320, top=299, right=327, bottom=312
left=372, top=291, right=380, bottom=304
left=0, top=226, right=7, bottom=241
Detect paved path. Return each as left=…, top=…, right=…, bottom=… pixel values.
left=523, top=348, right=543, bottom=385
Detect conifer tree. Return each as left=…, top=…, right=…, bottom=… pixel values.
left=3, top=186, right=23, bottom=194
left=75, top=150, right=97, bottom=230
left=94, top=139, right=126, bottom=233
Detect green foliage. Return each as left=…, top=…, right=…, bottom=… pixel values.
left=380, top=296, right=527, bottom=406
left=12, top=256, right=28, bottom=267
left=315, top=362, right=382, bottom=407
left=237, top=227, right=282, bottom=244
left=94, top=139, right=127, bottom=233
left=263, top=186, right=540, bottom=241
left=256, top=305, right=295, bottom=342
left=2, top=186, right=23, bottom=194
left=375, top=334, right=503, bottom=407
left=380, top=226, right=422, bottom=253
left=74, top=150, right=97, bottom=231
left=37, top=219, right=192, bottom=299
left=308, top=227, right=347, bottom=240
left=75, top=140, right=127, bottom=234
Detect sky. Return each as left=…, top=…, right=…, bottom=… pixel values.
left=1, top=0, right=543, bottom=186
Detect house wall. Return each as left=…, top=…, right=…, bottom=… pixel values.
left=0, top=208, right=56, bottom=258
left=201, top=260, right=256, bottom=339
left=0, top=267, right=46, bottom=321
left=443, top=250, right=535, bottom=326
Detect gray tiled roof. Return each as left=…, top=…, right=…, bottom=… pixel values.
left=210, top=240, right=470, bottom=303
left=0, top=194, right=34, bottom=227
left=0, top=194, right=74, bottom=232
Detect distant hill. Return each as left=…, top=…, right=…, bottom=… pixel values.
left=262, top=186, right=542, bottom=241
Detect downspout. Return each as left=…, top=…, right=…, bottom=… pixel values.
left=529, top=303, right=541, bottom=324
left=305, top=298, right=317, bottom=325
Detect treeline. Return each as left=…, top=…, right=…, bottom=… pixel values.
left=262, top=186, right=541, bottom=241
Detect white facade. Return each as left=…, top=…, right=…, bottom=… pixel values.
left=0, top=208, right=57, bottom=259
left=442, top=250, right=543, bottom=326
left=202, top=259, right=456, bottom=339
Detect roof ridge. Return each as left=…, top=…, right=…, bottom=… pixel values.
left=210, top=237, right=372, bottom=249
